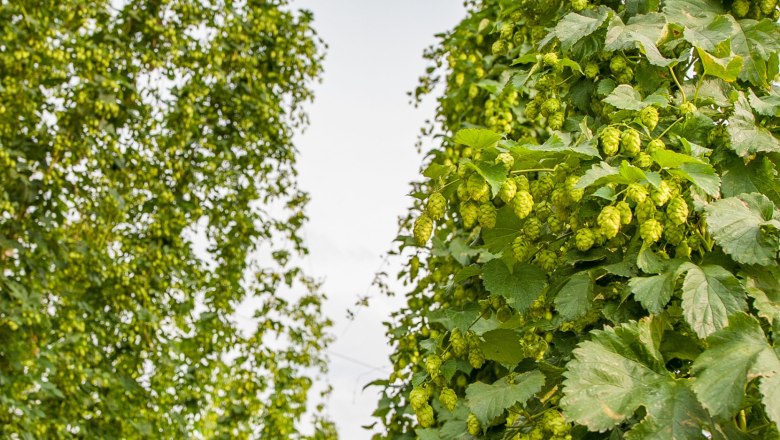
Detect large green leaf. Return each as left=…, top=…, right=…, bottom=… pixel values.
left=479, top=329, right=525, bottom=365
left=685, top=15, right=734, bottom=52
left=681, top=264, right=747, bottom=338
left=554, top=7, right=612, bottom=51
left=629, top=272, right=677, bottom=314
left=729, top=18, right=780, bottom=87
left=727, top=93, right=780, bottom=156
left=554, top=271, right=594, bottom=319
left=465, top=372, right=545, bottom=426
left=453, top=128, right=502, bottom=150
left=562, top=317, right=708, bottom=436
left=697, top=48, right=743, bottom=82
left=605, top=13, right=673, bottom=67
left=663, top=0, right=723, bottom=29
left=692, top=313, right=780, bottom=425
left=468, top=160, right=507, bottom=197
left=482, top=206, right=524, bottom=253
left=667, top=162, right=721, bottom=197
left=704, top=193, right=780, bottom=266
left=482, top=260, right=547, bottom=311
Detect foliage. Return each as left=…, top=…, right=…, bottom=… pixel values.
left=0, top=0, right=334, bottom=438
left=373, top=0, right=780, bottom=438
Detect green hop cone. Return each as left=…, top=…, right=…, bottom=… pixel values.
left=564, top=175, right=584, bottom=202
left=640, top=218, right=664, bottom=243
left=468, top=347, right=486, bottom=369
left=467, top=413, right=481, bottom=436
left=410, top=387, right=429, bottom=411
left=610, top=56, right=627, bottom=73
left=512, top=235, right=533, bottom=261
left=495, top=152, right=515, bottom=170
left=426, top=192, right=447, bottom=220
left=575, top=228, right=596, bottom=251
left=492, top=39, right=508, bottom=56
left=616, top=67, right=634, bottom=83
left=651, top=180, right=673, bottom=206
left=626, top=182, right=648, bottom=203
left=616, top=201, right=633, bottom=225
left=439, top=388, right=458, bottom=412
left=598, top=205, right=622, bottom=239
left=620, top=128, right=641, bottom=157
left=549, top=214, right=566, bottom=233
left=666, top=196, right=689, bottom=225
left=760, top=0, right=777, bottom=15
left=413, top=214, right=433, bottom=245
left=467, top=173, right=489, bottom=200
left=496, top=305, right=513, bottom=323
left=664, top=224, right=686, bottom=245
left=584, top=61, right=599, bottom=78
left=635, top=199, right=656, bottom=223
left=639, top=106, right=659, bottom=131
left=541, top=98, right=561, bottom=116
left=468, top=83, right=479, bottom=99
left=646, top=138, right=665, bottom=154
left=551, top=188, right=569, bottom=209
left=512, top=190, right=534, bottom=219
left=548, top=111, right=565, bottom=130
left=635, top=152, right=653, bottom=169
left=676, top=240, right=692, bottom=258
left=460, top=201, right=479, bottom=229
left=535, top=249, right=558, bottom=273
left=450, top=329, right=468, bottom=357
left=513, top=30, right=525, bottom=46
left=600, top=126, right=621, bottom=156
left=543, top=52, right=560, bottom=66
left=456, top=182, right=468, bottom=201
left=478, top=203, right=497, bottom=229
left=415, top=403, right=435, bottom=428
left=534, top=201, right=552, bottom=221
left=572, top=0, right=589, bottom=11
left=679, top=101, right=697, bottom=115
left=524, top=100, right=540, bottom=120
left=500, top=23, right=514, bottom=40
left=425, top=355, right=442, bottom=377
left=499, top=178, right=517, bottom=203
left=524, top=217, right=543, bottom=240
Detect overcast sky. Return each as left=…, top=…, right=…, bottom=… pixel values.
left=290, top=1, right=466, bottom=437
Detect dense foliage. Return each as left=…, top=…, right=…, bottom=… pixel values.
left=0, top=1, right=334, bottom=438
left=373, top=0, right=780, bottom=438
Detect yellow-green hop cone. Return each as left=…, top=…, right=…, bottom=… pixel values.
left=500, top=23, right=514, bottom=40
left=598, top=205, right=622, bottom=239
left=664, top=224, right=686, bottom=245
left=460, top=201, right=479, bottom=229
left=425, top=355, right=442, bottom=377
left=515, top=174, right=530, bottom=192
left=541, top=98, right=561, bottom=116
left=410, top=387, right=429, bottom=411
left=635, top=152, right=653, bottom=169
left=732, top=0, right=750, bottom=16
left=492, top=39, right=508, bottom=56
left=600, top=126, right=621, bottom=156
left=512, top=235, right=533, bottom=261
left=679, top=101, right=697, bottom=115
left=512, top=190, right=534, bottom=219
left=467, top=173, right=489, bottom=200
left=564, top=175, right=584, bottom=202
left=450, top=329, right=468, bottom=357
left=639, top=106, right=659, bottom=131
left=456, top=182, right=469, bottom=200
left=651, top=180, right=673, bottom=206
left=543, top=52, right=560, bottom=67
left=675, top=240, right=691, bottom=258
left=468, top=347, right=485, bottom=369
left=413, top=214, right=433, bottom=245
left=495, top=152, right=515, bottom=170
left=635, top=199, right=656, bottom=223
left=610, top=56, right=627, bottom=73
left=572, top=0, right=589, bottom=11
left=549, top=214, right=566, bottom=233
left=646, top=138, right=665, bottom=154
left=535, top=250, right=558, bottom=273
left=496, top=305, right=513, bottom=323
left=575, top=228, right=596, bottom=251
left=426, top=192, right=447, bottom=220
left=548, top=111, right=565, bottom=130
left=467, top=413, right=482, bottom=436
left=666, top=197, right=688, bottom=225
left=525, top=100, right=540, bottom=120
left=499, top=178, right=517, bottom=203
left=439, top=387, right=458, bottom=412
left=760, top=0, right=777, bottom=15
left=478, top=203, right=497, bottom=229
left=620, top=128, right=641, bottom=157
left=415, top=403, right=435, bottom=428
left=616, top=201, right=633, bottom=224
left=640, top=218, right=664, bottom=243
left=626, top=182, right=648, bottom=203
left=524, top=217, right=543, bottom=240
left=584, top=61, right=599, bottom=78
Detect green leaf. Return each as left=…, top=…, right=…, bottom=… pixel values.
left=424, top=163, right=456, bottom=179
left=415, top=428, right=441, bottom=440
left=563, top=317, right=705, bottom=433
left=479, top=329, right=525, bottom=365
left=554, top=7, right=612, bottom=51
left=465, top=372, right=545, bottom=426
left=468, top=160, right=507, bottom=197
left=429, top=305, right=495, bottom=335
left=696, top=48, right=743, bottom=82
left=576, top=161, right=619, bottom=189
left=667, top=162, right=721, bottom=197
left=605, top=14, right=673, bottom=67
left=748, top=88, right=780, bottom=116
left=482, top=260, right=547, bottom=311
left=603, top=84, right=647, bottom=111
left=684, top=15, right=734, bottom=52
left=721, top=156, right=780, bottom=208
left=663, top=0, right=723, bottom=29
left=704, top=193, right=780, bottom=266
left=727, top=92, right=780, bottom=157
left=482, top=206, right=524, bottom=253
left=692, top=313, right=780, bottom=424
left=730, top=18, right=780, bottom=87
left=629, top=273, right=676, bottom=314
left=651, top=149, right=703, bottom=168
left=554, top=271, right=594, bottom=319
left=624, top=382, right=709, bottom=440
left=453, top=128, right=503, bottom=150
left=681, top=264, right=747, bottom=338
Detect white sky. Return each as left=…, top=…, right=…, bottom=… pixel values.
left=291, top=1, right=466, bottom=438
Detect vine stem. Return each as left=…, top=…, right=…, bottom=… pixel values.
left=510, top=168, right=555, bottom=174
left=669, top=66, right=686, bottom=102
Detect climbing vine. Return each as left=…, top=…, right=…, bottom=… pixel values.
left=373, top=0, right=780, bottom=438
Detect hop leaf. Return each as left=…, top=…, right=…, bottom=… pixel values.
left=426, top=192, right=447, bottom=220
left=413, top=214, right=434, bottom=245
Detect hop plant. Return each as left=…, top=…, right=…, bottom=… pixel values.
left=572, top=0, right=589, bottom=12
left=496, top=152, right=515, bottom=170
left=647, top=138, right=665, bottom=153
left=616, top=201, right=633, bottom=225
left=575, top=228, right=596, bottom=251
left=500, top=23, right=514, bottom=40
left=541, top=98, right=561, bottom=116
left=467, top=413, right=481, bottom=436
left=664, top=223, right=686, bottom=245
left=666, top=197, right=689, bottom=225
left=513, top=235, right=533, bottom=261
left=415, top=403, right=435, bottom=428
left=467, top=173, right=489, bottom=200
left=635, top=199, right=657, bottom=223
left=640, top=218, right=664, bottom=243
left=414, top=214, right=433, bottom=245
left=478, top=203, right=497, bottom=229
left=499, top=178, right=517, bottom=203
left=584, top=61, right=599, bottom=78
left=548, top=111, right=565, bottom=130
left=598, top=206, right=622, bottom=239
left=620, top=128, right=641, bottom=157
left=450, top=329, right=468, bottom=357
left=425, top=355, right=442, bottom=377
left=733, top=0, right=750, bottom=16
left=600, top=126, right=621, bottom=156
left=639, top=106, right=659, bottom=131
left=468, top=347, right=486, bottom=369
left=512, top=190, right=534, bottom=219
left=760, top=0, right=777, bottom=15
left=492, top=39, right=508, bottom=56
left=525, top=100, right=540, bottom=120
left=610, top=56, right=627, bottom=73
left=439, top=388, right=458, bottom=412
left=651, top=180, right=673, bottom=206
left=626, top=182, right=648, bottom=203
left=410, top=387, right=429, bottom=411
left=535, top=249, right=558, bottom=273
left=564, top=175, right=583, bottom=202
left=679, top=101, right=697, bottom=115
left=549, top=214, right=566, bottom=233
left=636, top=152, right=653, bottom=169
left=426, top=192, right=447, bottom=220
left=496, top=305, right=513, bottom=322
left=460, top=201, right=479, bottom=228
left=524, top=217, right=543, bottom=240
